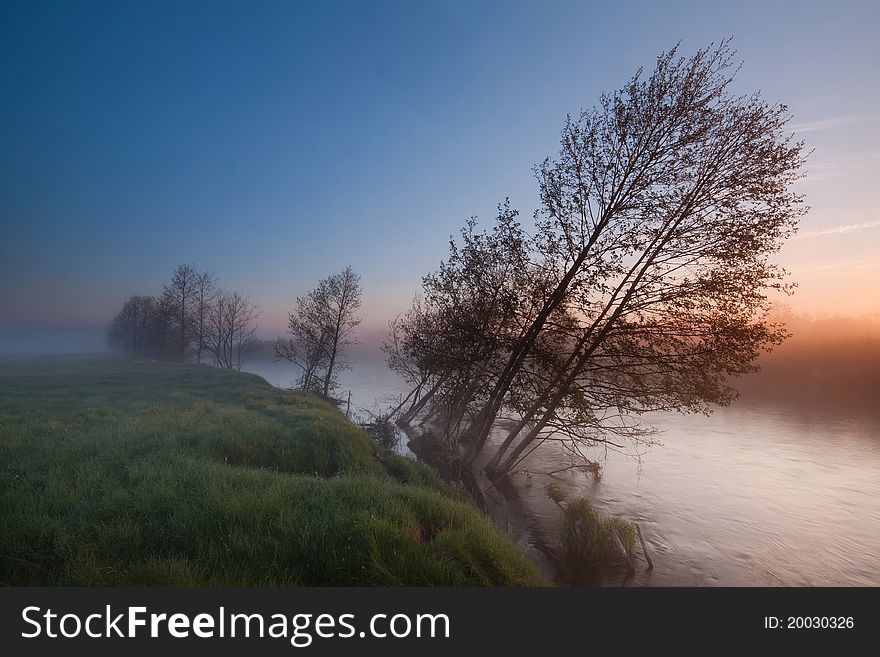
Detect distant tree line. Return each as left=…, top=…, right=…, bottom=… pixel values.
left=107, top=263, right=260, bottom=371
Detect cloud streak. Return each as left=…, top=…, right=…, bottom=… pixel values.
left=795, top=221, right=880, bottom=240
left=788, top=115, right=874, bottom=133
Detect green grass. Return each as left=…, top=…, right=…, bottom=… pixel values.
left=0, top=355, right=542, bottom=586
left=559, top=499, right=636, bottom=566
left=545, top=481, right=636, bottom=571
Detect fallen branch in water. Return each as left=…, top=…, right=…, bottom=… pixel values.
left=635, top=522, right=654, bottom=571
left=610, top=528, right=636, bottom=575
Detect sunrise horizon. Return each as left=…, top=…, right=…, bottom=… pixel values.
left=2, top=1, right=879, bottom=348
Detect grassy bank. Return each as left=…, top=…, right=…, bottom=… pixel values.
left=0, top=356, right=542, bottom=586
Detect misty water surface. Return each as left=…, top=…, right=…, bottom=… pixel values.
left=244, top=356, right=880, bottom=586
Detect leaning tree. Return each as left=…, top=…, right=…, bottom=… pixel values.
left=399, top=41, right=807, bottom=477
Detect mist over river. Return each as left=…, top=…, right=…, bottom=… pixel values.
left=243, top=356, right=880, bottom=586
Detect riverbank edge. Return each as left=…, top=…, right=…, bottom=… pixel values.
left=0, top=356, right=545, bottom=586
left=405, top=431, right=565, bottom=583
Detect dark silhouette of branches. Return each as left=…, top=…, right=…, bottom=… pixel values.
left=162, top=263, right=199, bottom=362
left=275, top=266, right=362, bottom=398
left=107, top=264, right=260, bottom=371
left=204, top=289, right=260, bottom=371
left=393, top=41, right=807, bottom=478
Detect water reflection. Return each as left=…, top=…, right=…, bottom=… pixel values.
left=244, top=357, right=880, bottom=586
left=500, top=405, right=880, bottom=586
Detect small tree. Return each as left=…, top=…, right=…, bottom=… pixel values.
left=107, top=295, right=173, bottom=359
left=276, top=266, right=362, bottom=399
left=276, top=282, right=332, bottom=393
left=204, top=289, right=260, bottom=370
left=191, top=269, right=218, bottom=364
left=161, top=263, right=198, bottom=362
left=107, top=295, right=154, bottom=357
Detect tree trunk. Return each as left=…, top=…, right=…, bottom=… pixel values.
left=322, top=300, right=346, bottom=398
left=490, top=202, right=690, bottom=475
left=463, top=220, right=612, bottom=463
left=388, top=381, right=422, bottom=419
left=397, top=374, right=447, bottom=426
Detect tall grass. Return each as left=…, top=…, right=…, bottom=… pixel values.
left=0, top=356, right=542, bottom=586
left=545, top=482, right=636, bottom=581
left=559, top=499, right=636, bottom=566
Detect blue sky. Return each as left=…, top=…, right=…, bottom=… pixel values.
left=1, top=0, right=878, bottom=343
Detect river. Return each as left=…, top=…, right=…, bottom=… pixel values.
left=243, top=356, right=880, bottom=586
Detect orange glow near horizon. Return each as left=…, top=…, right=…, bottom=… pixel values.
left=770, top=113, right=879, bottom=319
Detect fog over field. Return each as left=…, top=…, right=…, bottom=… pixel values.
left=4, top=315, right=878, bottom=417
